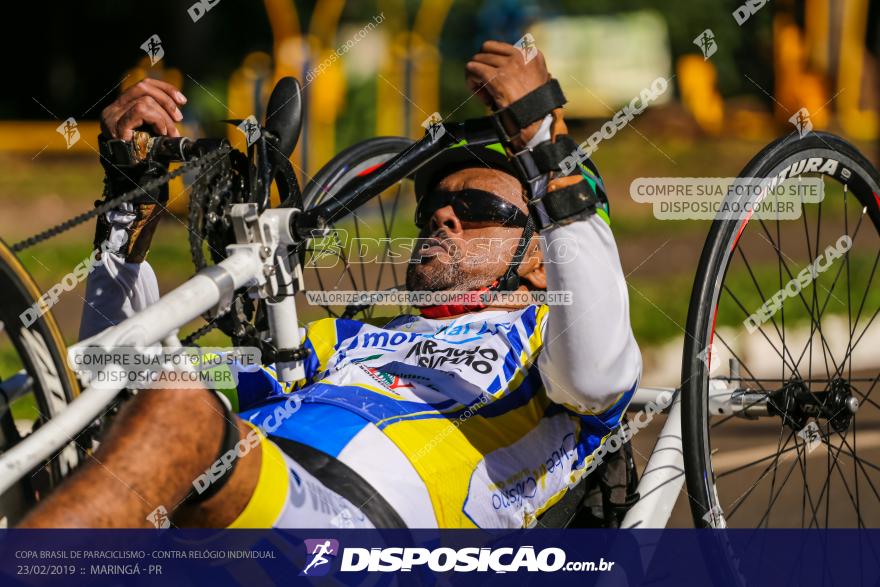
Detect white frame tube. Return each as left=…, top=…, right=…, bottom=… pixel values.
left=622, top=390, right=685, bottom=529
left=0, top=248, right=262, bottom=495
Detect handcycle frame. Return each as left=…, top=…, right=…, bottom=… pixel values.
left=0, top=113, right=771, bottom=530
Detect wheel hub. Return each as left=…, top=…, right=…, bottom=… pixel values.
left=768, top=378, right=858, bottom=433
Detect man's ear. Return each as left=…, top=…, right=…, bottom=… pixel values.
left=518, top=239, right=546, bottom=290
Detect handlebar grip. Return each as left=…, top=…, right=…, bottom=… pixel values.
left=109, top=131, right=223, bottom=165
left=146, top=135, right=194, bottom=162
left=103, top=131, right=194, bottom=166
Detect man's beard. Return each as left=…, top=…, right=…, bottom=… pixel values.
left=406, top=234, right=493, bottom=292
left=406, top=257, right=487, bottom=291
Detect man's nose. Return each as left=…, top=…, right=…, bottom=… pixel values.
left=429, top=204, right=463, bottom=234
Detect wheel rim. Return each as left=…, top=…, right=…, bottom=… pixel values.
left=684, top=133, right=880, bottom=528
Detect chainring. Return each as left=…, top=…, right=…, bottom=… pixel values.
left=186, top=149, right=269, bottom=345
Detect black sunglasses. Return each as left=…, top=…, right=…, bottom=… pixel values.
left=415, top=189, right=529, bottom=229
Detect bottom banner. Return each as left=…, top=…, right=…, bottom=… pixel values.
left=1, top=529, right=878, bottom=586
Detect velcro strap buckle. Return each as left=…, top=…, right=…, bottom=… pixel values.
left=531, top=136, right=609, bottom=205
left=100, top=137, right=141, bottom=167
left=493, top=79, right=566, bottom=141
left=531, top=135, right=580, bottom=174
left=529, top=180, right=598, bottom=230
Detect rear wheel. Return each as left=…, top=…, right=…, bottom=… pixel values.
left=682, top=132, right=880, bottom=530
left=0, top=239, right=82, bottom=526
left=300, top=136, right=417, bottom=321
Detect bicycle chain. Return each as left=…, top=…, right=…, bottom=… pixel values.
left=180, top=320, right=221, bottom=347
left=189, top=154, right=226, bottom=266
left=11, top=145, right=232, bottom=252
left=10, top=145, right=234, bottom=344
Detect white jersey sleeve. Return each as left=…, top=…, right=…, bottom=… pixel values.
left=537, top=215, right=642, bottom=413
left=78, top=252, right=161, bottom=340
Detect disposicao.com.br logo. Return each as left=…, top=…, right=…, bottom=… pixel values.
left=300, top=541, right=615, bottom=574
left=300, top=539, right=339, bottom=576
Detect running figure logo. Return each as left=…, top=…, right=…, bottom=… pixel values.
left=797, top=420, right=822, bottom=453
left=237, top=115, right=261, bottom=147
left=56, top=117, right=80, bottom=149
left=789, top=107, right=813, bottom=138
left=515, top=33, right=538, bottom=64
left=140, top=34, right=165, bottom=66
left=146, top=505, right=171, bottom=529
left=300, top=539, right=339, bottom=576
left=421, top=112, right=445, bottom=143
left=696, top=344, right=720, bottom=374
left=693, top=29, right=717, bottom=60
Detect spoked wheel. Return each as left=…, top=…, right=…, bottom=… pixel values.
left=0, top=240, right=82, bottom=526
left=682, top=132, right=880, bottom=530
left=300, top=136, right=417, bottom=321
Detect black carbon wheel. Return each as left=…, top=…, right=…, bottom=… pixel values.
left=0, top=239, right=82, bottom=526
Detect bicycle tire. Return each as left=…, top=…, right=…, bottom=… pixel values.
left=682, top=131, right=880, bottom=529
left=0, top=239, right=82, bottom=525
left=303, top=136, right=414, bottom=209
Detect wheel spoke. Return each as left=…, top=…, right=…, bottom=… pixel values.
left=791, top=209, right=868, bottom=379
left=844, top=185, right=853, bottom=382
left=777, top=211, right=787, bottom=384
left=848, top=249, right=879, bottom=340
left=791, top=431, right=822, bottom=528
left=724, top=430, right=795, bottom=521
left=716, top=441, right=801, bottom=479
left=752, top=444, right=803, bottom=528
left=833, top=435, right=880, bottom=501
left=722, top=284, right=802, bottom=379
left=756, top=218, right=841, bottom=374
left=832, top=307, right=880, bottom=379
left=733, top=248, right=803, bottom=378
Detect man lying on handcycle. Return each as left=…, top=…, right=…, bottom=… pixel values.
left=22, top=41, right=641, bottom=529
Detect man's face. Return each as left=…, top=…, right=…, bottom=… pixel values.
left=406, top=167, right=533, bottom=292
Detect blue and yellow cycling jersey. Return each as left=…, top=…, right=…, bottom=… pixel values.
left=227, top=305, right=636, bottom=528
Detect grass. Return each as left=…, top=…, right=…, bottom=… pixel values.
left=0, top=154, right=102, bottom=203
left=10, top=394, right=38, bottom=421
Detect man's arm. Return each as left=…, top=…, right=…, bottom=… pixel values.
left=466, top=40, right=641, bottom=412
left=537, top=217, right=642, bottom=413
left=20, top=388, right=260, bottom=528
left=79, top=79, right=188, bottom=339
left=79, top=254, right=161, bottom=339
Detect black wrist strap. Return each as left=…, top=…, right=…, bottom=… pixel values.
left=532, top=135, right=579, bottom=173
left=183, top=391, right=242, bottom=505
left=529, top=181, right=599, bottom=230
left=493, top=79, right=566, bottom=141
left=98, top=134, right=168, bottom=205
left=531, top=135, right=609, bottom=202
